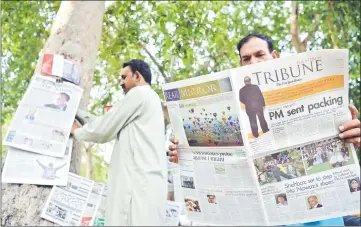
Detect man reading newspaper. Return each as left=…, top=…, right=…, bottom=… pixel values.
left=167, top=34, right=360, bottom=226
left=71, top=59, right=167, bottom=226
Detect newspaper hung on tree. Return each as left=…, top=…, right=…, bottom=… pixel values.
left=3, top=75, right=83, bottom=158
left=80, top=183, right=105, bottom=226
left=162, top=49, right=361, bottom=226
left=2, top=138, right=73, bottom=186
left=92, top=185, right=107, bottom=226
left=42, top=53, right=81, bottom=85
left=41, top=173, right=94, bottom=226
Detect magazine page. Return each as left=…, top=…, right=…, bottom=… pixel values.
left=252, top=137, right=360, bottom=225
left=1, top=138, right=73, bottom=186
left=3, top=75, right=83, bottom=157
left=230, top=49, right=350, bottom=156
left=41, top=173, right=94, bottom=226
left=80, top=183, right=105, bottom=226
left=162, top=72, right=266, bottom=225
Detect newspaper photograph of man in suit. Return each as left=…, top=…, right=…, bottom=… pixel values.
left=239, top=76, right=269, bottom=138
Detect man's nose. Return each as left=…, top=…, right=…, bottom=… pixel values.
left=249, top=57, right=259, bottom=65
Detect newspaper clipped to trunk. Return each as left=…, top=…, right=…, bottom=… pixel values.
left=2, top=138, right=73, bottom=186
left=162, top=49, right=360, bottom=226
left=42, top=53, right=81, bottom=85
left=80, top=183, right=107, bottom=226
left=41, top=173, right=94, bottom=226
left=3, top=75, right=83, bottom=158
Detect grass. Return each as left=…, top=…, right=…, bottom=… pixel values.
left=304, top=155, right=355, bottom=175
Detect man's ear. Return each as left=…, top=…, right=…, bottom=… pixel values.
left=271, top=50, right=278, bottom=59
left=134, top=71, right=141, bottom=82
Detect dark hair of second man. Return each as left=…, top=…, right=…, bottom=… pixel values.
left=237, top=33, right=274, bottom=56
left=123, top=59, right=152, bottom=85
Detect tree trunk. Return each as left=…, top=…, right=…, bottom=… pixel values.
left=1, top=1, right=105, bottom=226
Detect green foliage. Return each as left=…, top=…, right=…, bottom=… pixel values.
left=1, top=1, right=60, bottom=124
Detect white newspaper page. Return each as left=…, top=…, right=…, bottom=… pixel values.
left=2, top=138, right=73, bottom=186
left=252, top=137, right=360, bottom=225
left=91, top=185, right=107, bottom=226
left=168, top=162, right=183, bottom=203
left=166, top=200, right=182, bottom=226
left=41, top=173, right=94, bottom=226
left=162, top=71, right=266, bottom=225
left=80, top=183, right=104, bottom=226
left=3, top=75, right=83, bottom=157
left=231, top=49, right=350, bottom=156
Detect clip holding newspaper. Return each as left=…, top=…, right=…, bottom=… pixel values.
left=162, top=49, right=360, bottom=226
left=3, top=75, right=83, bottom=158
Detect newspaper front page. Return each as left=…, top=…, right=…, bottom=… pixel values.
left=2, top=138, right=73, bottom=186
left=41, top=173, right=94, bottom=226
left=162, top=72, right=266, bottom=225
left=231, top=49, right=350, bottom=155
left=163, top=49, right=360, bottom=226
left=3, top=75, right=83, bottom=157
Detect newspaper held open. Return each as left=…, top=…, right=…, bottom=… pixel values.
left=162, top=49, right=360, bottom=226
left=3, top=75, right=83, bottom=157
left=2, top=138, right=73, bottom=186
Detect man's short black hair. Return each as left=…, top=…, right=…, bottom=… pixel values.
left=237, top=33, right=274, bottom=57
left=123, top=59, right=152, bottom=85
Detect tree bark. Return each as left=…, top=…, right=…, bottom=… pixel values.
left=1, top=1, right=105, bottom=225
left=85, top=144, right=95, bottom=179
left=290, top=1, right=320, bottom=53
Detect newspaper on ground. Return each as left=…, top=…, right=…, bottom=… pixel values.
left=162, top=49, right=360, bottom=226
left=80, top=182, right=105, bottom=226
left=1, top=138, right=73, bottom=186
left=3, top=75, right=83, bottom=158
left=166, top=200, right=183, bottom=226
left=41, top=172, right=94, bottom=226
left=42, top=53, right=81, bottom=85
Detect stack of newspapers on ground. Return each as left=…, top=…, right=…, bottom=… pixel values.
left=162, top=49, right=361, bottom=226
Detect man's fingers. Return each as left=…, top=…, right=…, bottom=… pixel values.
left=339, top=119, right=360, bottom=131
left=168, top=144, right=177, bottom=151
left=349, top=104, right=359, bottom=120
left=339, top=128, right=360, bottom=140
left=170, top=137, right=179, bottom=145
left=343, top=137, right=360, bottom=149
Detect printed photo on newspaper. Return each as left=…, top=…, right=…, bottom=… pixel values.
left=3, top=75, right=83, bottom=158
left=2, top=138, right=73, bottom=186
left=162, top=49, right=360, bottom=226
left=166, top=200, right=182, bottom=226
left=41, top=173, right=94, bottom=226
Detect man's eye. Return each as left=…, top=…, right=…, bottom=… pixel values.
left=257, top=54, right=265, bottom=57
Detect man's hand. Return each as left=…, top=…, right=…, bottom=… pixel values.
left=71, top=120, right=81, bottom=135
left=339, top=104, right=360, bottom=149
left=168, top=138, right=179, bottom=163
